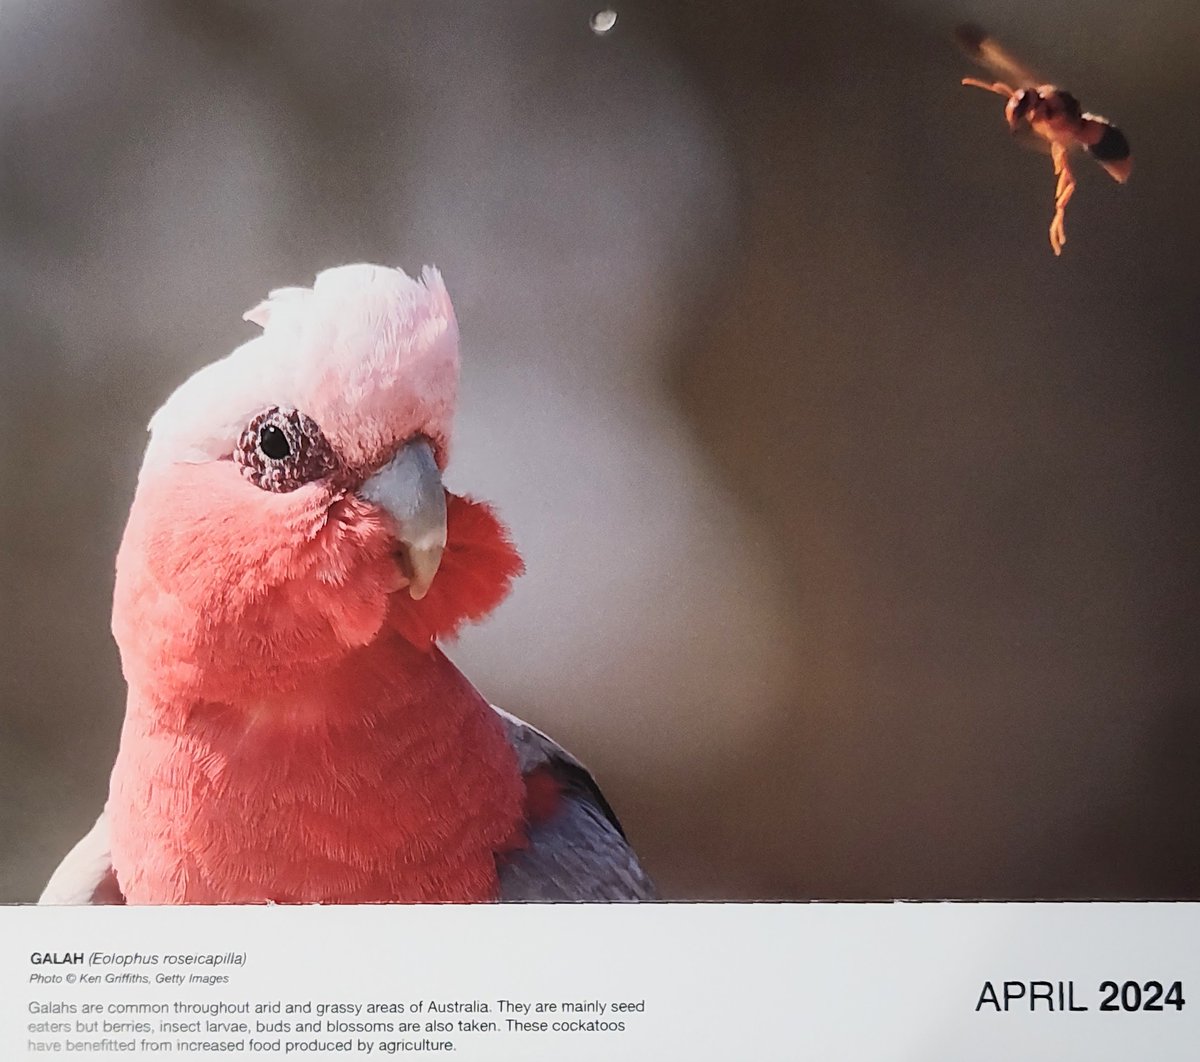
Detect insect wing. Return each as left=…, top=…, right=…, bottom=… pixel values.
left=955, top=24, right=1041, bottom=88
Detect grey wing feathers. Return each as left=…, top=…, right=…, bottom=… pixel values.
left=492, top=706, right=659, bottom=902
left=38, top=811, right=124, bottom=905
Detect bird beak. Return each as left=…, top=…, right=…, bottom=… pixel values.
left=357, top=438, right=446, bottom=600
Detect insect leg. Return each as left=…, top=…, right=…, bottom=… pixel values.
left=961, top=78, right=1016, bottom=97
left=1048, top=143, right=1076, bottom=256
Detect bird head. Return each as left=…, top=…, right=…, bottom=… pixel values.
left=113, top=264, right=522, bottom=703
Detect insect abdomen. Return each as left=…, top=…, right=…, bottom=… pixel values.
left=1082, top=117, right=1132, bottom=182
left=1089, top=121, right=1130, bottom=163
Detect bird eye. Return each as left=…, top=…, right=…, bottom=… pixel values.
left=258, top=424, right=291, bottom=460
left=236, top=406, right=340, bottom=492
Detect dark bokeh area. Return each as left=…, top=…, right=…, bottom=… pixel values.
left=2, top=0, right=1197, bottom=902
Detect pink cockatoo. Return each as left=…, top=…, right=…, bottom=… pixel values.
left=40, top=264, right=656, bottom=904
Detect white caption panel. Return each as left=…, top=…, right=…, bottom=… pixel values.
left=3, top=903, right=1198, bottom=1060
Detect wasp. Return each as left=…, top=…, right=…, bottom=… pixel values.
left=955, top=24, right=1132, bottom=255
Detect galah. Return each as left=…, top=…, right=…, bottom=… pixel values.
left=40, top=264, right=656, bottom=904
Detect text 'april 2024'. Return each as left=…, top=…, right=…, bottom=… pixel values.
left=975, top=980, right=1185, bottom=1013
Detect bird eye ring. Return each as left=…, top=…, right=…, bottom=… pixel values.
left=236, top=406, right=340, bottom=492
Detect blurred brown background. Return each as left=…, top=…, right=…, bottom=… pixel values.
left=2, top=0, right=1197, bottom=902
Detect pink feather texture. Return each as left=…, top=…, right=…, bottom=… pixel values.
left=107, top=264, right=529, bottom=903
